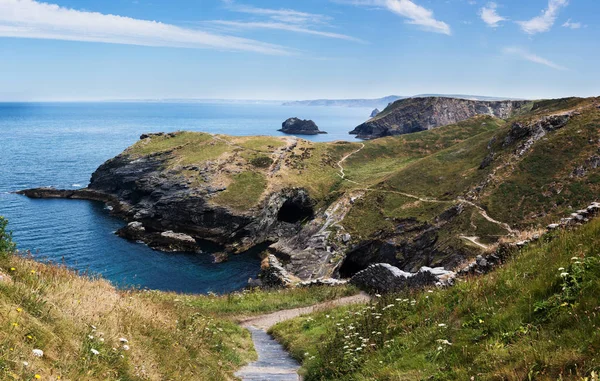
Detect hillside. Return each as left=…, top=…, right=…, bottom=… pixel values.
left=350, top=97, right=532, bottom=139
left=0, top=216, right=353, bottom=380
left=19, top=97, right=600, bottom=289
left=271, top=216, right=600, bottom=380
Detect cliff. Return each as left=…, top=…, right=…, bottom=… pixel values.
left=350, top=97, right=532, bottom=139
left=18, top=97, right=600, bottom=288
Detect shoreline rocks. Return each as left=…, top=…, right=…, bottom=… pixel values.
left=279, top=118, right=327, bottom=135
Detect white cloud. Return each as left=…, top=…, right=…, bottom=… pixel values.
left=226, top=4, right=332, bottom=25
left=517, top=0, right=569, bottom=35
left=0, top=0, right=291, bottom=55
left=479, top=2, right=507, bottom=27
left=562, top=19, right=582, bottom=29
left=214, top=2, right=363, bottom=42
left=332, top=0, right=451, bottom=35
left=503, top=47, right=567, bottom=70
left=212, top=21, right=365, bottom=43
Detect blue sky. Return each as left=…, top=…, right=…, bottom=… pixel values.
left=0, top=0, right=597, bottom=101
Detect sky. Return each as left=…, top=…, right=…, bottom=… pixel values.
left=0, top=0, right=598, bottom=101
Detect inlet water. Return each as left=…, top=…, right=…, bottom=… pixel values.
left=0, top=102, right=369, bottom=293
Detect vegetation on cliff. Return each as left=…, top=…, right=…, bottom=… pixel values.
left=271, top=219, right=600, bottom=380
left=35, top=96, right=596, bottom=283
left=0, top=217, right=354, bottom=380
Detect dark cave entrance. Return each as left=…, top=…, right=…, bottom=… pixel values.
left=277, top=198, right=314, bottom=224
left=338, top=256, right=366, bottom=279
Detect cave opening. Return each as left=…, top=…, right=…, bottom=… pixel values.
left=277, top=198, right=314, bottom=224
left=338, top=256, right=367, bottom=279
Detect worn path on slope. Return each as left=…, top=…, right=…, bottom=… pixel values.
left=235, top=293, right=371, bottom=381
left=337, top=143, right=365, bottom=181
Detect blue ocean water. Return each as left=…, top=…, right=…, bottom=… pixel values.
left=0, top=102, right=370, bottom=294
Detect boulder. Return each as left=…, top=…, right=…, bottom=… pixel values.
left=349, top=263, right=455, bottom=294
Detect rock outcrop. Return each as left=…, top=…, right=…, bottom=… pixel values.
left=279, top=118, right=327, bottom=135
left=350, top=97, right=531, bottom=139
left=370, top=108, right=380, bottom=118
left=350, top=263, right=455, bottom=293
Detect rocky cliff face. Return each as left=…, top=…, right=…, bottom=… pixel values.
left=350, top=97, right=531, bottom=139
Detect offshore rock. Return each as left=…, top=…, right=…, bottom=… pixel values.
left=279, top=118, right=327, bottom=135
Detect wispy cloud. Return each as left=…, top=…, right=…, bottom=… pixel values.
left=225, top=4, right=332, bottom=25
left=332, top=0, right=451, bottom=35
left=479, top=2, right=507, bottom=27
left=217, top=1, right=362, bottom=42
left=503, top=47, right=567, bottom=70
left=212, top=21, right=365, bottom=43
left=0, top=0, right=291, bottom=55
left=516, top=0, right=569, bottom=35
left=562, top=19, right=582, bottom=29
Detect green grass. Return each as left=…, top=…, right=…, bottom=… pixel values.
left=127, top=131, right=213, bottom=157
left=0, top=217, right=357, bottom=381
left=271, top=219, right=600, bottom=380
left=212, top=171, right=267, bottom=209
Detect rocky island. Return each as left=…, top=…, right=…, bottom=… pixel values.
left=279, top=117, right=327, bottom=135
left=18, top=97, right=600, bottom=290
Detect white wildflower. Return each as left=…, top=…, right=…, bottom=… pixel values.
left=91, top=348, right=100, bottom=355
left=88, top=335, right=94, bottom=340
left=558, top=267, right=565, bottom=271
left=119, top=338, right=128, bottom=343
left=560, top=272, right=569, bottom=277
left=438, top=323, right=447, bottom=327
left=23, top=361, right=29, bottom=367
left=122, top=345, right=130, bottom=351
left=437, top=339, right=452, bottom=346
left=375, top=294, right=381, bottom=298
left=32, top=349, right=44, bottom=357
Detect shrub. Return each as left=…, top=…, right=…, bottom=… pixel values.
left=250, top=156, right=274, bottom=168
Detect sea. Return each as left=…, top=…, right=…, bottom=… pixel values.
left=0, top=102, right=370, bottom=294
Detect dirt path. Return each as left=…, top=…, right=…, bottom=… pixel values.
left=337, top=143, right=365, bottom=180
left=460, top=235, right=489, bottom=250
left=239, top=292, right=371, bottom=330
left=235, top=293, right=371, bottom=381
left=458, top=198, right=515, bottom=233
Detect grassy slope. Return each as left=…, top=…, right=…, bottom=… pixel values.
left=271, top=219, right=600, bottom=380
left=0, top=218, right=355, bottom=381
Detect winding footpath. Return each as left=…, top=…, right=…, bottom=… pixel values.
left=235, top=293, right=371, bottom=381
left=337, top=143, right=365, bottom=180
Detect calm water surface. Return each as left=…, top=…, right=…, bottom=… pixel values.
left=0, top=102, right=370, bottom=293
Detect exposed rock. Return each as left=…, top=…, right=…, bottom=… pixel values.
left=258, top=255, right=298, bottom=288
left=338, top=204, right=468, bottom=278
left=279, top=118, right=327, bottom=135
left=298, top=278, right=348, bottom=287
left=503, top=113, right=571, bottom=155
left=350, top=97, right=530, bottom=139
left=370, top=108, right=380, bottom=118
left=116, top=223, right=200, bottom=252
left=349, top=263, right=455, bottom=294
